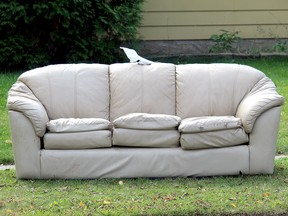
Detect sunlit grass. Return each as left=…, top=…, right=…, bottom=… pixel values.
left=0, top=73, right=20, bottom=164
left=1, top=158, right=288, bottom=215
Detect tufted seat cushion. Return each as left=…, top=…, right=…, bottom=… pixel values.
left=113, top=113, right=181, bottom=147
left=44, top=118, right=112, bottom=149
left=44, top=131, right=112, bottom=149
left=178, top=116, right=241, bottom=133
left=179, top=116, right=248, bottom=150
left=47, top=118, right=112, bottom=132
left=114, top=113, right=181, bottom=130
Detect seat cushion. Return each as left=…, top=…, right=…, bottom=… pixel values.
left=180, top=128, right=248, bottom=150
left=113, top=113, right=181, bottom=130
left=44, top=130, right=112, bottom=149
left=113, top=128, right=180, bottom=148
left=47, top=118, right=112, bottom=133
left=178, top=116, right=241, bottom=133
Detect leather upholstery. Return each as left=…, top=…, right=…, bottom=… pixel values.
left=7, top=82, right=48, bottom=137
left=17, top=64, right=110, bottom=120
left=40, top=146, right=249, bottom=178
left=178, top=116, right=241, bottom=133
left=180, top=128, right=248, bottom=150
left=236, top=77, right=284, bottom=133
left=113, top=128, right=180, bottom=147
left=6, top=63, right=284, bottom=179
left=113, top=113, right=181, bottom=130
left=47, top=118, right=112, bottom=132
left=44, top=130, right=112, bottom=149
left=110, top=63, right=176, bottom=121
left=176, top=64, right=265, bottom=118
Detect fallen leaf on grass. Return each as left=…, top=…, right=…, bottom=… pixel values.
left=0, top=201, right=5, bottom=208
left=196, top=200, right=211, bottom=208
left=231, top=203, right=237, bottom=208
left=162, top=195, right=174, bottom=201
left=79, top=201, right=86, bottom=208
left=263, top=193, right=270, bottom=197
left=60, top=187, right=68, bottom=191
left=103, top=200, right=111, bottom=205
left=5, top=140, right=12, bottom=144
left=6, top=209, right=13, bottom=213
left=229, top=197, right=237, bottom=201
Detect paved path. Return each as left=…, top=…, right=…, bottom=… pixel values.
left=0, top=164, right=15, bottom=170
left=0, top=155, right=287, bottom=171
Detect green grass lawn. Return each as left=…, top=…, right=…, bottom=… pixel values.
left=1, top=158, right=288, bottom=215
left=0, top=73, right=20, bottom=164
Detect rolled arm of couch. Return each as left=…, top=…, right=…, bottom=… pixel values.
left=236, top=77, right=284, bottom=133
left=7, top=81, right=49, bottom=137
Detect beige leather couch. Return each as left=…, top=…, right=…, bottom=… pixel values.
left=7, top=63, right=284, bottom=179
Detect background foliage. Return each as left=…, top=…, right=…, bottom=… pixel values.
left=0, top=0, right=144, bottom=70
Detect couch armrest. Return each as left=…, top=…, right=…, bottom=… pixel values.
left=9, top=111, right=41, bottom=179
left=7, top=81, right=49, bottom=137
left=236, top=77, right=284, bottom=133
left=248, top=106, right=281, bottom=174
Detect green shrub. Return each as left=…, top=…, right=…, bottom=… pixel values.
left=209, top=30, right=241, bottom=53
left=0, top=0, right=144, bottom=70
left=272, top=39, right=288, bottom=53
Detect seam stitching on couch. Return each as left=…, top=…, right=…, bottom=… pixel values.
left=74, top=70, right=78, bottom=117
left=47, top=70, right=52, bottom=119
left=208, top=65, right=212, bottom=115
left=108, top=65, right=111, bottom=122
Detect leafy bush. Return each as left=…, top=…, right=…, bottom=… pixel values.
left=209, top=30, right=241, bottom=53
left=272, top=39, right=288, bottom=53
left=0, top=0, right=144, bottom=70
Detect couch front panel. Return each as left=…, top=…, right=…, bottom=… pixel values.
left=44, top=130, right=112, bottom=149
left=19, top=64, right=110, bottom=120
left=40, top=146, right=249, bottom=178
left=176, top=64, right=265, bottom=118
left=110, top=63, right=176, bottom=121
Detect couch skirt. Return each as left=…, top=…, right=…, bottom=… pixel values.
left=40, top=146, right=249, bottom=179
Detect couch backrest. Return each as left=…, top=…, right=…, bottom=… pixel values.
left=18, top=63, right=267, bottom=121
left=18, top=64, right=110, bottom=120
left=176, top=64, right=265, bottom=118
left=109, top=63, right=176, bottom=121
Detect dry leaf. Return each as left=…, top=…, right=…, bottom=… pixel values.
left=5, top=140, right=12, bottom=144
left=103, top=200, right=111, bottom=205
left=162, top=195, right=174, bottom=201
left=231, top=203, right=237, bottom=208
left=229, top=197, right=237, bottom=201
left=79, top=201, right=85, bottom=207
left=6, top=209, right=13, bottom=213
left=263, top=193, right=270, bottom=197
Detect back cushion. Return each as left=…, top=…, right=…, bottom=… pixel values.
left=176, top=64, right=265, bottom=118
left=110, top=63, right=176, bottom=121
left=19, top=64, right=110, bottom=120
